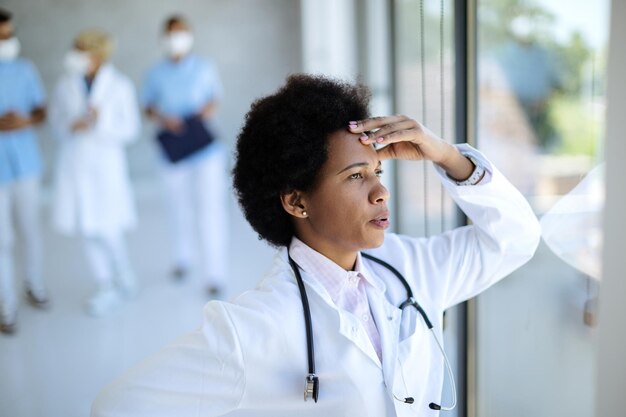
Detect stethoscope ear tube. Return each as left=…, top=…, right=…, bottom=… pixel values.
left=289, top=255, right=319, bottom=402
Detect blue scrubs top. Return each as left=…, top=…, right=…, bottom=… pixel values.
left=142, top=54, right=222, bottom=164
left=0, top=58, right=46, bottom=184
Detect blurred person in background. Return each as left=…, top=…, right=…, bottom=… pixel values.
left=142, top=14, right=228, bottom=296
left=49, top=29, right=140, bottom=317
left=0, top=7, right=50, bottom=335
left=497, top=15, right=561, bottom=150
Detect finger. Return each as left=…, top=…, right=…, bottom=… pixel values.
left=0, top=115, right=17, bottom=123
left=375, top=129, right=424, bottom=146
left=358, top=120, right=418, bottom=144
left=349, top=115, right=405, bottom=134
left=376, top=143, right=418, bottom=161
left=0, top=121, right=17, bottom=130
left=348, top=115, right=408, bottom=133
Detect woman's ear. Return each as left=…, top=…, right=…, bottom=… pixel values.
left=280, top=190, right=308, bottom=219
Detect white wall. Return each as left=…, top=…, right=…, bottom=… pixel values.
left=301, top=0, right=358, bottom=79
left=595, top=0, right=626, bottom=414
left=5, top=0, right=302, bottom=183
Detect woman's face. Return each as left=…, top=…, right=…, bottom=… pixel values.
left=72, top=43, right=99, bottom=75
left=298, top=129, right=390, bottom=257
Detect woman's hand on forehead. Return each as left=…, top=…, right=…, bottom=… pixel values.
left=348, top=115, right=453, bottom=164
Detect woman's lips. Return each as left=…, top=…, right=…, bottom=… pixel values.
left=369, top=219, right=390, bottom=229
left=369, top=212, right=390, bottom=229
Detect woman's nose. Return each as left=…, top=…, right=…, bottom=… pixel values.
left=371, top=182, right=390, bottom=204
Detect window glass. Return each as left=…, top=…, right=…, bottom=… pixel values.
left=475, top=1, right=608, bottom=415
left=393, top=1, right=461, bottom=414
left=394, top=0, right=457, bottom=236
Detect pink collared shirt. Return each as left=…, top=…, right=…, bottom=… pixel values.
left=289, top=237, right=382, bottom=360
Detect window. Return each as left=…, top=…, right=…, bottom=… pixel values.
left=392, top=1, right=463, bottom=415
left=474, top=1, right=609, bottom=416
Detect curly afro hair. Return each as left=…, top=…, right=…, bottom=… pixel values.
left=233, top=74, right=371, bottom=247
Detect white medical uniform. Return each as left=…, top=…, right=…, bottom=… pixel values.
left=49, top=63, right=140, bottom=284
left=92, top=145, right=541, bottom=417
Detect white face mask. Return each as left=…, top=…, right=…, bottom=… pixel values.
left=0, top=37, right=21, bottom=61
left=162, top=31, right=194, bottom=57
left=64, top=50, right=91, bottom=75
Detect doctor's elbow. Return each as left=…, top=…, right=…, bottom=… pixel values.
left=90, top=380, right=128, bottom=417
left=90, top=391, right=109, bottom=417
left=515, top=214, right=542, bottom=264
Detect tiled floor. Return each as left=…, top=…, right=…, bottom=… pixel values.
left=0, top=180, right=276, bottom=417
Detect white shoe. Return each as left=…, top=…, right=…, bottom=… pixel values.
left=171, top=265, right=189, bottom=282
left=0, top=306, right=17, bottom=335
left=25, top=286, right=50, bottom=309
left=115, top=271, right=139, bottom=300
left=85, top=287, right=120, bottom=317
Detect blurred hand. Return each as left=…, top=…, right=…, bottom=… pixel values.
left=71, top=117, right=90, bottom=132
left=71, top=107, right=98, bottom=133
left=161, top=116, right=183, bottom=134
left=0, top=111, right=32, bottom=132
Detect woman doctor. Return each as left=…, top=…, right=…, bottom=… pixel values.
left=92, top=75, right=540, bottom=416
left=49, top=29, right=140, bottom=316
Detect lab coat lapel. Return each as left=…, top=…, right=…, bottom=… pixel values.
left=65, top=74, right=88, bottom=120
left=88, top=63, right=114, bottom=108
left=366, top=283, right=402, bottom=391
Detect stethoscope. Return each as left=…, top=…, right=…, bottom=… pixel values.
left=288, top=252, right=457, bottom=411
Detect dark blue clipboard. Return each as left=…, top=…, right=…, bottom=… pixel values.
left=157, top=116, right=215, bottom=163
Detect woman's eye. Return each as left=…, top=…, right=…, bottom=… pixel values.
left=349, top=173, right=364, bottom=180
left=375, top=169, right=384, bottom=177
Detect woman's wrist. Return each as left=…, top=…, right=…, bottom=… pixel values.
left=434, top=144, right=475, bottom=181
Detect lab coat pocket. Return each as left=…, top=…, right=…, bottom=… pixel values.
left=398, top=306, right=419, bottom=342
left=397, top=307, right=431, bottom=367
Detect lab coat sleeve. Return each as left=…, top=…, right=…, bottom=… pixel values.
left=91, top=302, right=245, bottom=417
left=397, top=144, right=541, bottom=311
left=48, top=78, right=75, bottom=141
left=92, top=76, right=141, bottom=146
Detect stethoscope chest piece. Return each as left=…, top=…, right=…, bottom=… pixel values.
left=304, top=374, right=319, bottom=402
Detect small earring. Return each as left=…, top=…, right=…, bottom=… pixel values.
left=302, top=210, right=308, bottom=217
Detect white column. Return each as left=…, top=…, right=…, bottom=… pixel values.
left=362, top=0, right=393, bottom=116
left=596, top=0, right=626, bottom=415
left=301, top=0, right=358, bottom=80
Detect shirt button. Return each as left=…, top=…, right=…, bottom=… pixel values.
left=362, top=314, right=369, bottom=322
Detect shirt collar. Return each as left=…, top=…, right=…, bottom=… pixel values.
left=288, top=237, right=383, bottom=305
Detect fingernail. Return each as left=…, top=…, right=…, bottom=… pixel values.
left=349, top=121, right=357, bottom=125
left=360, top=134, right=368, bottom=141
left=376, top=137, right=384, bottom=143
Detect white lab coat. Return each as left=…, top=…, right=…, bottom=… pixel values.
left=49, top=64, right=140, bottom=237
left=92, top=145, right=541, bottom=417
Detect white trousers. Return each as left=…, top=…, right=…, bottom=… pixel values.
left=83, top=231, right=132, bottom=287
left=0, top=176, right=44, bottom=312
left=161, top=145, right=229, bottom=286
